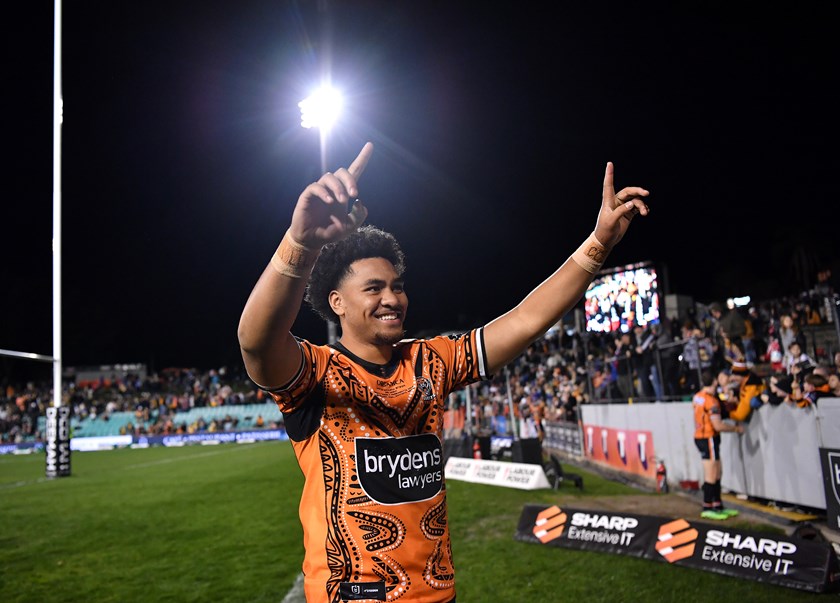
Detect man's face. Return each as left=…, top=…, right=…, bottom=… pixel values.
left=331, top=257, right=408, bottom=346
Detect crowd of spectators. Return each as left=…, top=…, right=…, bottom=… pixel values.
left=2, top=284, right=838, bottom=445
left=0, top=366, right=275, bottom=444
left=454, top=286, right=840, bottom=438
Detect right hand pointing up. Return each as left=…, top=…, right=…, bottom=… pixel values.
left=288, top=142, right=373, bottom=249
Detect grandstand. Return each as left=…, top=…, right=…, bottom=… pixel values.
left=34, top=403, right=284, bottom=439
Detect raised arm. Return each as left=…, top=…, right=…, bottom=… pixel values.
left=483, top=162, right=650, bottom=374
left=237, top=143, right=374, bottom=388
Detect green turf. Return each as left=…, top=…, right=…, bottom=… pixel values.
left=0, top=443, right=828, bottom=602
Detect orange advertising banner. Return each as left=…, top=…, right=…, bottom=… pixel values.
left=582, top=423, right=656, bottom=478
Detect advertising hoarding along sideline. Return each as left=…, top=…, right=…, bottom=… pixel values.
left=445, top=457, right=551, bottom=490
left=516, top=504, right=840, bottom=593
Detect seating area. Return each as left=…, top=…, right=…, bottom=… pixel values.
left=172, top=403, right=283, bottom=431
left=37, top=404, right=284, bottom=439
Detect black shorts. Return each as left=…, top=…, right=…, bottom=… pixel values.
left=694, top=435, right=720, bottom=461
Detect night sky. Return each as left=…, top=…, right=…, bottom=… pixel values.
left=5, top=2, right=838, bottom=378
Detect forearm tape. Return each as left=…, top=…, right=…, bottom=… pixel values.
left=570, top=232, right=609, bottom=274
left=270, top=230, right=320, bottom=278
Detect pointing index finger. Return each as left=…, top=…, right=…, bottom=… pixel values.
left=348, top=142, right=374, bottom=180
left=602, top=161, right=616, bottom=200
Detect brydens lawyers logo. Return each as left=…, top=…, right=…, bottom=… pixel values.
left=532, top=505, right=567, bottom=543
left=656, top=519, right=698, bottom=562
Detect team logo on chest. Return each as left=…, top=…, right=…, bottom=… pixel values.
left=417, top=377, right=435, bottom=401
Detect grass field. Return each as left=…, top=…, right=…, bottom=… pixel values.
left=0, top=442, right=828, bottom=602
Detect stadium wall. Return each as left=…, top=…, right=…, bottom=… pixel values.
left=578, top=398, right=840, bottom=509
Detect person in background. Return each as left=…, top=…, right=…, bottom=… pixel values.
left=764, top=333, right=785, bottom=374
left=760, top=373, right=795, bottom=406
left=632, top=323, right=657, bottom=399
left=719, top=299, right=747, bottom=361
left=236, top=142, right=650, bottom=603
left=694, top=370, right=744, bottom=520
left=721, top=335, right=746, bottom=369
left=778, top=313, right=805, bottom=356
left=782, top=340, right=815, bottom=376
left=715, top=369, right=738, bottom=417
left=746, top=305, right=767, bottom=362
left=723, top=362, right=766, bottom=421
left=679, top=322, right=714, bottom=395
left=796, top=373, right=831, bottom=408
left=802, top=301, right=822, bottom=325
left=654, top=318, right=681, bottom=399
left=613, top=331, right=637, bottom=401
left=827, top=372, right=840, bottom=398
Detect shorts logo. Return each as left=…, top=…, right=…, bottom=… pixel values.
left=533, top=505, right=567, bottom=543
left=417, top=377, right=435, bottom=401
left=339, top=581, right=386, bottom=601
left=656, top=518, right=698, bottom=562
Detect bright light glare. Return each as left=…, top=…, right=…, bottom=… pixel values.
left=731, top=295, right=751, bottom=308
left=298, top=87, right=343, bottom=131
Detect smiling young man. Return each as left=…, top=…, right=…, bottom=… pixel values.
left=237, top=142, right=650, bottom=603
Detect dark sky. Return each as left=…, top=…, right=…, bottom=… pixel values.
left=5, top=2, right=839, bottom=377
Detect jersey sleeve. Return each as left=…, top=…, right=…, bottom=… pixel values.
left=429, top=327, right=491, bottom=391
left=257, top=338, right=327, bottom=414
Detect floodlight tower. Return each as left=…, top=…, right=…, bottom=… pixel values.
left=299, top=86, right=343, bottom=344
left=298, top=87, right=342, bottom=175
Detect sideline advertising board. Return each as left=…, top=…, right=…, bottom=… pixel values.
left=516, top=504, right=840, bottom=593
left=445, top=457, right=551, bottom=490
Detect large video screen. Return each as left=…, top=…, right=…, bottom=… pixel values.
left=583, top=261, right=660, bottom=334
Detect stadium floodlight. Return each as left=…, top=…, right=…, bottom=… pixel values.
left=299, top=85, right=343, bottom=344
left=298, top=86, right=343, bottom=133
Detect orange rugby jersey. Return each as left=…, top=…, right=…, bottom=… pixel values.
left=264, top=328, right=489, bottom=603
left=693, top=390, right=720, bottom=439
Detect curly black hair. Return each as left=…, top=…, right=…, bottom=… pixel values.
left=305, top=225, right=406, bottom=324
